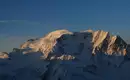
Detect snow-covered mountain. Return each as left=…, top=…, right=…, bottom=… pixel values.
left=0, top=29, right=130, bottom=80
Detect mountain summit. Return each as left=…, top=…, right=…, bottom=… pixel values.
left=0, top=29, right=130, bottom=80
left=20, top=29, right=128, bottom=59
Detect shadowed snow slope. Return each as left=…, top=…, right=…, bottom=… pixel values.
left=0, top=29, right=130, bottom=80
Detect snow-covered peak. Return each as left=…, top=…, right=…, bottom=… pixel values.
left=1, top=29, right=130, bottom=80
left=20, top=29, right=128, bottom=59
left=0, top=52, right=9, bottom=59
left=20, top=29, right=72, bottom=58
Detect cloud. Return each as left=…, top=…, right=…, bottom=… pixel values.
left=0, top=20, right=22, bottom=23
left=0, top=20, right=43, bottom=26
left=0, top=20, right=8, bottom=23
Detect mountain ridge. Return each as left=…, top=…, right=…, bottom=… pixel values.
left=20, top=29, right=128, bottom=59
left=1, top=29, right=130, bottom=80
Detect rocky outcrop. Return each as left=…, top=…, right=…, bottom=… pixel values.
left=12, top=48, right=21, bottom=53
left=92, top=30, right=127, bottom=56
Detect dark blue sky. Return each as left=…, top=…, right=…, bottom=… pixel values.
left=0, top=0, right=130, bottom=52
